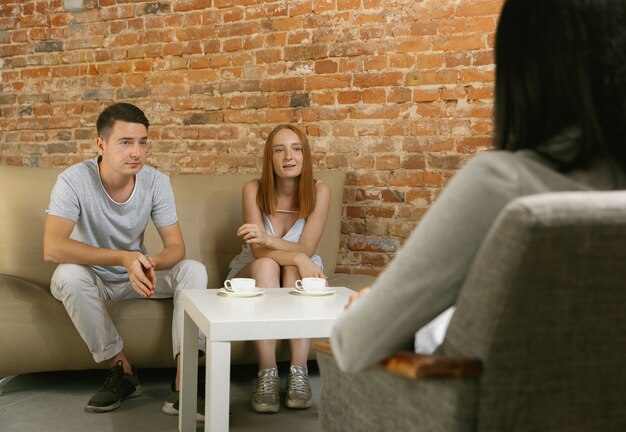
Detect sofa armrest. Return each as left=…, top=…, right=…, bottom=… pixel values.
left=312, top=342, right=482, bottom=380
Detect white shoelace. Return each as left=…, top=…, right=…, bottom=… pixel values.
left=288, top=366, right=310, bottom=394
left=257, top=369, right=279, bottom=396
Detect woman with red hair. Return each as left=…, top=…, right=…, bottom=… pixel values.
left=227, top=124, right=331, bottom=413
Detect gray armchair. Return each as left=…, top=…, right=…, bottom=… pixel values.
left=316, top=192, right=626, bottom=432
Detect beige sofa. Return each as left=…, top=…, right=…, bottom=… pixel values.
left=0, top=164, right=374, bottom=380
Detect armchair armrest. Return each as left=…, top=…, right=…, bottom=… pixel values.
left=313, top=342, right=482, bottom=380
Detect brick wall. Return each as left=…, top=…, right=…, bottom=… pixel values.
left=0, top=0, right=503, bottom=275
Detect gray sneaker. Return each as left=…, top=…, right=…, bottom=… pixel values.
left=85, top=361, right=142, bottom=412
left=251, top=368, right=280, bottom=413
left=285, top=364, right=312, bottom=409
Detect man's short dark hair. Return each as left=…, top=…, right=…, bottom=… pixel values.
left=96, top=103, right=150, bottom=140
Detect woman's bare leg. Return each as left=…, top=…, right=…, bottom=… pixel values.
left=282, top=265, right=311, bottom=367
left=238, top=258, right=281, bottom=370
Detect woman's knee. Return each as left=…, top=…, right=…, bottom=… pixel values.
left=251, top=257, right=280, bottom=274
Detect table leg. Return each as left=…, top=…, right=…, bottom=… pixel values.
left=205, top=341, right=230, bottom=432
left=179, top=310, right=199, bottom=432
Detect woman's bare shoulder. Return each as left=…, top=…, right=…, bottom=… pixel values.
left=243, top=178, right=261, bottom=191
left=315, top=179, right=331, bottom=195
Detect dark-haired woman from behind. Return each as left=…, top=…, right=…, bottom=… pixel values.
left=331, top=0, right=626, bottom=372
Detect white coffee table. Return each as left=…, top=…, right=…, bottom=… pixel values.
left=178, top=286, right=355, bottom=432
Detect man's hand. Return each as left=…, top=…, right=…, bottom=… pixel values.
left=293, top=253, right=326, bottom=279
left=124, top=253, right=156, bottom=298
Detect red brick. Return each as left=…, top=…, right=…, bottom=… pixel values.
left=270, top=17, right=302, bottom=31
left=310, top=92, right=334, bottom=105
left=255, top=49, right=281, bottom=64
left=364, top=55, right=387, bottom=70
left=218, top=22, right=261, bottom=38
left=402, top=155, right=426, bottom=169
left=471, top=120, right=494, bottom=135
left=223, top=38, right=242, bottom=52
left=354, top=14, right=385, bottom=25
left=313, top=0, right=335, bottom=13
left=338, top=0, right=360, bottom=9
left=288, top=30, right=311, bottom=45
left=384, top=122, right=409, bottom=137
left=375, top=155, right=401, bottom=170
left=285, top=44, right=327, bottom=61
left=428, top=154, right=464, bottom=170
left=222, top=7, right=244, bottom=22
left=445, top=51, right=472, bottom=67
left=396, top=37, right=430, bottom=53
left=474, top=49, right=495, bottom=66
left=174, top=0, right=211, bottom=12
left=434, top=34, right=485, bottom=51
left=265, top=108, right=302, bottom=123
left=109, top=33, right=138, bottom=47
left=461, top=69, right=495, bottom=84
left=244, top=35, right=265, bottom=50
left=338, top=91, right=361, bottom=105
left=388, top=87, right=411, bottom=103
left=188, top=69, right=219, bottom=82
left=467, top=85, right=494, bottom=100
left=407, top=69, right=458, bottom=85
left=267, top=63, right=285, bottom=75
left=415, top=102, right=447, bottom=117
left=21, top=67, right=51, bottom=79
left=412, top=88, right=439, bottom=102
left=290, top=0, right=313, bottom=17
left=440, top=87, right=465, bottom=101
left=457, top=0, right=504, bottom=17
left=414, top=53, right=445, bottom=70
left=354, top=72, right=402, bottom=88
left=266, top=33, right=287, bottom=47
left=260, top=77, right=304, bottom=92
left=362, top=88, right=386, bottom=104
left=351, top=105, right=400, bottom=120
left=360, top=26, right=384, bottom=41
left=329, top=42, right=374, bottom=57
left=302, top=107, right=349, bottom=121
left=306, top=74, right=351, bottom=90
left=315, top=59, right=338, bottom=74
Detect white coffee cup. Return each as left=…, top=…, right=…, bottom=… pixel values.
left=224, top=278, right=256, bottom=293
left=295, top=277, right=328, bottom=293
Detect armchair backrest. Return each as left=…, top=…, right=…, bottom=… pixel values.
left=441, top=192, right=626, bottom=431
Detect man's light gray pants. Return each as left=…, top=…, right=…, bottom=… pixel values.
left=50, top=259, right=207, bottom=363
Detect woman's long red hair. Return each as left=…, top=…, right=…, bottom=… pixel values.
left=258, top=124, right=316, bottom=218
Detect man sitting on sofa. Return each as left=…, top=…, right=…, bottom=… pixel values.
left=43, top=102, right=207, bottom=417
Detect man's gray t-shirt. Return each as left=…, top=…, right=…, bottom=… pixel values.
left=46, top=156, right=178, bottom=282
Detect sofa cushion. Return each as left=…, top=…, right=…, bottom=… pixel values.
left=0, top=165, right=60, bottom=288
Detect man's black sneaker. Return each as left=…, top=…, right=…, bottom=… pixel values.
left=85, top=360, right=142, bottom=412
left=162, top=380, right=205, bottom=421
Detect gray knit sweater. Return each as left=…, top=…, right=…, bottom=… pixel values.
left=331, top=143, right=625, bottom=372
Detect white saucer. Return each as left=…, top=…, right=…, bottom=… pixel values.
left=291, top=289, right=336, bottom=297
left=218, top=288, right=265, bottom=298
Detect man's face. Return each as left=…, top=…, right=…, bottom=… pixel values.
left=271, top=128, right=304, bottom=179
left=97, top=121, right=148, bottom=177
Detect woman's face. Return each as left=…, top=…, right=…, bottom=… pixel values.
left=271, top=128, right=304, bottom=179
